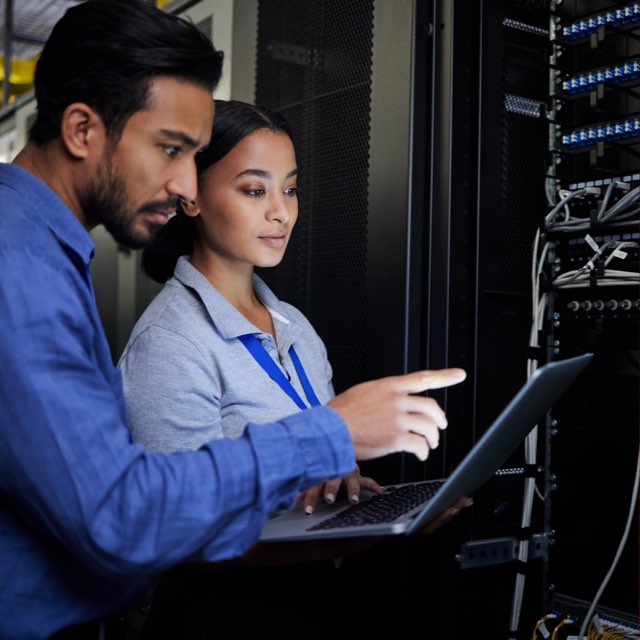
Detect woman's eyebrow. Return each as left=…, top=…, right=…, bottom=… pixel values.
left=234, top=168, right=298, bottom=179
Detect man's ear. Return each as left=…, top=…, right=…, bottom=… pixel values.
left=60, top=103, right=104, bottom=159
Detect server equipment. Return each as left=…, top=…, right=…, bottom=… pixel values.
left=250, top=1, right=639, bottom=638
left=2, top=1, right=634, bottom=637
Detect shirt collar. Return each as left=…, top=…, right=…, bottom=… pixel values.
left=0, top=163, right=95, bottom=266
left=172, top=255, right=302, bottom=345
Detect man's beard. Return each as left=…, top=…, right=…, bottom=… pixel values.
left=80, top=157, right=177, bottom=249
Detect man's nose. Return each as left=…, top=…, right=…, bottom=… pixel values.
left=166, top=159, right=198, bottom=203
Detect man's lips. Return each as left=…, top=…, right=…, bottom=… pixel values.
left=145, top=209, right=175, bottom=225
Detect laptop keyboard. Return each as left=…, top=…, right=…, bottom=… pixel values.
left=307, top=480, right=445, bottom=531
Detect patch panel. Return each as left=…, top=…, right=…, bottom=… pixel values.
left=562, top=2, right=640, bottom=41
left=561, top=57, right=640, bottom=95
left=551, top=593, right=639, bottom=637
left=562, top=116, right=640, bottom=150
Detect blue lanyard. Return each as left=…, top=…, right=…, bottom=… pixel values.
left=237, top=333, right=321, bottom=410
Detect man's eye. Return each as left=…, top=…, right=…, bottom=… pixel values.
left=164, top=146, right=180, bottom=157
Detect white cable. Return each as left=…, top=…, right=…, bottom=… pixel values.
left=543, top=183, right=639, bottom=231
left=545, top=172, right=558, bottom=207
left=551, top=240, right=639, bottom=287
left=514, top=229, right=638, bottom=639
left=554, top=271, right=640, bottom=286
left=531, top=229, right=541, bottom=323
left=511, top=232, right=554, bottom=637
left=522, top=196, right=639, bottom=640
left=556, top=278, right=640, bottom=289
left=599, top=185, right=640, bottom=223
left=597, top=181, right=616, bottom=217
left=544, top=188, right=587, bottom=226
left=577, top=447, right=640, bottom=640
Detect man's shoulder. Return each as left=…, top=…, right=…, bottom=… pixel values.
left=0, top=197, right=64, bottom=273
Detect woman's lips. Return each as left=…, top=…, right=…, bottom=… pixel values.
left=260, top=235, right=287, bottom=249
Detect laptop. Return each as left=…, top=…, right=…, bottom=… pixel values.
left=259, top=353, right=593, bottom=542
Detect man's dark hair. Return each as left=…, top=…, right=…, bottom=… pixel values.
left=29, top=0, right=224, bottom=145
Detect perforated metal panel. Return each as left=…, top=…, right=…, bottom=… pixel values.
left=255, top=0, right=374, bottom=393
left=477, top=12, right=550, bottom=418
left=470, top=4, right=551, bottom=439
left=500, top=24, right=548, bottom=294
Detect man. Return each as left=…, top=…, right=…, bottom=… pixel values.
left=0, top=1, right=466, bottom=638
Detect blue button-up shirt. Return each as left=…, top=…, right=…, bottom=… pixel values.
left=0, top=163, right=355, bottom=639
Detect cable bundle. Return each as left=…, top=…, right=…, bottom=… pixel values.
left=544, top=183, right=640, bottom=232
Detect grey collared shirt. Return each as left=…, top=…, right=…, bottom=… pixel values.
left=119, top=256, right=335, bottom=452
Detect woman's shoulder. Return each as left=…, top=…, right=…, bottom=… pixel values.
left=128, top=279, right=209, bottom=340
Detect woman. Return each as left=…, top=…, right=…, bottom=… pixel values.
left=118, top=99, right=384, bottom=638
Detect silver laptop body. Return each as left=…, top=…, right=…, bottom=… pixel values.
left=259, top=353, right=593, bottom=542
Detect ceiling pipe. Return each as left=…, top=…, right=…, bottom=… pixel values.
left=3, top=0, right=13, bottom=107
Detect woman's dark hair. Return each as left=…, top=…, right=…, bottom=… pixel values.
left=142, top=100, right=293, bottom=284
left=30, top=0, right=223, bottom=145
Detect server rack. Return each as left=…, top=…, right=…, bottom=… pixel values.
left=250, top=1, right=638, bottom=637
left=539, top=1, right=640, bottom=635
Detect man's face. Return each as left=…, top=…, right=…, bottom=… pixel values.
left=81, top=76, right=214, bottom=249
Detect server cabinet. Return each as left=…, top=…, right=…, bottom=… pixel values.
left=540, top=0, right=640, bottom=633
left=251, top=1, right=638, bottom=638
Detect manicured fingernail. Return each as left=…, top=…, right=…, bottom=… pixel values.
left=351, top=494, right=359, bottom=504
left=304, top=505, right=314, bottom=515
left=325, top=493, right=335, bottom=504
left=464, top=498, right=474, bottom=508
left=450, top=508, right=460, bottom=516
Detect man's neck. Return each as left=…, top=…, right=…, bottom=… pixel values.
left=13, top=142, right=90, bottom=230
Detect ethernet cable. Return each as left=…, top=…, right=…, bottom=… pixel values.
left=510, top=233, right=554, bottom=638
left=578, top=447, right=640, bottom=640
left=544, top=187, right=593, bottom=227
left=551, top=240, right=639, bottom=287
left=544, top=183, right=640, bottom=231
left=599, top=185, right=640, bottom=223
left=550, top=615, right=577, bottom=639
left=514, top=231, right=638, bottom=639
left=532, top=612, right=558, bottom=639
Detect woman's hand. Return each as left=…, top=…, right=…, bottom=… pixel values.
left=295, top=465, right=384, bottom=514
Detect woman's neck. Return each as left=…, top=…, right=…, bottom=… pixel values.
left=190, top=251, right=275, bottom=337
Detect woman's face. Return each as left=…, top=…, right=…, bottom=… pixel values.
left=193, top=129, right=298, bottom=269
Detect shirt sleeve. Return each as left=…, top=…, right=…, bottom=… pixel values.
left=119, top=325, right=225, bottom=452
left=0, top=249, right=355, bottom=577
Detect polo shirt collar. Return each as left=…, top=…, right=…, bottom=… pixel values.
left=171, top=255, right=303, bottom=347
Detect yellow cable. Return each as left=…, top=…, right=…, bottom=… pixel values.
left=551, top=617, right=574, bottom=640
left=533, top=613, right=559, bottom=640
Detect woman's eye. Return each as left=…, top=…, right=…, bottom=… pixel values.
left=285, top=186, right=298, bottom=196
left=244, top=189, right=265, bottom=197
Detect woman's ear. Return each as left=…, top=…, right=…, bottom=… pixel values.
left=180, top=199, right=201, bottom=217
left=60, top=102, right=104, bottom=159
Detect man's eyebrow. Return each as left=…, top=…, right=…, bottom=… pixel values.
left=234, top=168, right=298, bottom=179
left=160, top=129, right=201, bottom=149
